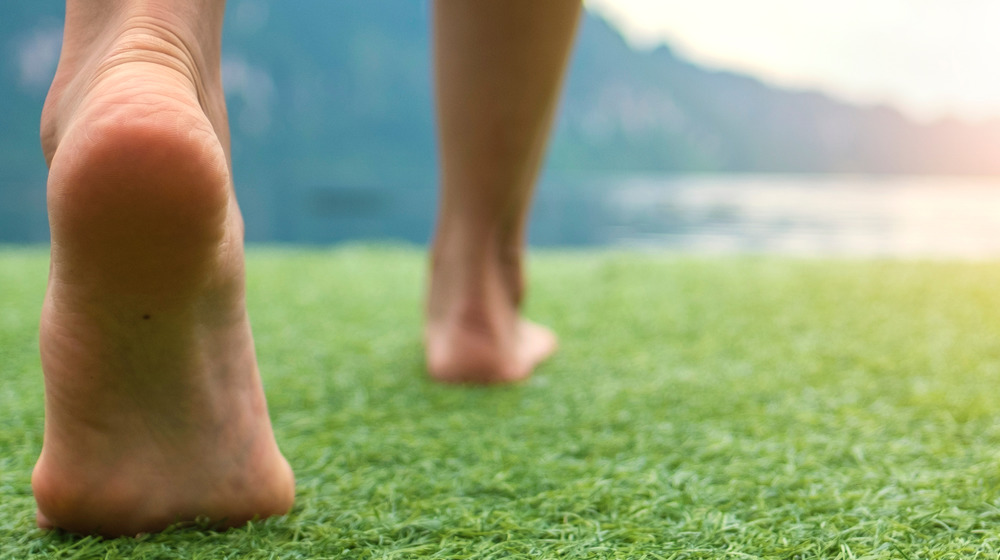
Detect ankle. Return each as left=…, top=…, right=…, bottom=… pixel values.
left=430, top=234, right=526, bottom=304
left=43, top=4, right=225, bottom=163
left=428, top=262, right=523, bottom=333
left=62, top=0, right=225, bottom=66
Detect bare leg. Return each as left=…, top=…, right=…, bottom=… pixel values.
left=33, top=0, right=293, bottom=536
left=426, top=0, right=581, bottom=384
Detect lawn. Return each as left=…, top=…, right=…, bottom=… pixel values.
left=3, top=246, right=1000, bottom=558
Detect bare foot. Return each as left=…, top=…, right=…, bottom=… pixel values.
left=427, top=1, right=577, bottom=384
left=32, top=6, right=293, bottom=537
left=425, top=248, right=557, bottom=384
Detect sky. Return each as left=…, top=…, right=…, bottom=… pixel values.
left=585, top=0, right=1000, bottom=123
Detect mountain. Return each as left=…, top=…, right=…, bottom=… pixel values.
left=557, top=15, right=1000, bottom=174
left=3, top=1, right=999, bottom=242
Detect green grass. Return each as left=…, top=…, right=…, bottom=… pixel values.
left=4, top=246, right=1000, bottom=558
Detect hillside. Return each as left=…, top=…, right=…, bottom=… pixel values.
left=3, top=1, right=999, bottom=242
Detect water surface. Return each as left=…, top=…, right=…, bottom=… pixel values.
left=531, top=174, right=1000, bottom=258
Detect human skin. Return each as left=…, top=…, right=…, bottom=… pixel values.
left=426, top=0, right=582, bottom=383
left=32, top=0, right=580, bottom=536
left=34, top=0, right=294, bottom=536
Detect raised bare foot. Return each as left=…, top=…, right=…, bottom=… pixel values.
left=32, top=4, right=293, bottom=537
left=425, top=246, right=557, bottom=384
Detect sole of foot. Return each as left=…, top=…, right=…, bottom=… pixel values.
left=32, top=22, right=294, bottom=537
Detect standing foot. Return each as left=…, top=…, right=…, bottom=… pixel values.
left=33, top=10, right=293, bottom=537
left=425, top=250, right=557, bottom=384
left=426, top=316, right=557, bottom=385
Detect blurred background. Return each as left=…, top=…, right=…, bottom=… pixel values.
left=4, top=1, right=1000, bottom=257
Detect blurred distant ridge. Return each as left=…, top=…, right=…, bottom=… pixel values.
left=3, top=1, right=999, bottom=242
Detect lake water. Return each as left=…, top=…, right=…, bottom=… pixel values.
left=528, top=174, right=1000, bottom=259
left=8, top=174, right=1000, bottom=258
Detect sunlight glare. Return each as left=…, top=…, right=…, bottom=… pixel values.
left=585, top=0, right=1000, bottom=122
